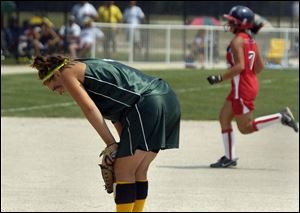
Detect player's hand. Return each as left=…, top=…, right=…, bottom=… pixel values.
left=207, top=75, right=222, bottom=85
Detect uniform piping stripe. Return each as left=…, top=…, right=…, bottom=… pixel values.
left=255, top=116, right=281, bottom=125
left=85, top=76, right=141, bottom=97
left=126, top=117, right=133, bottom=155
left=85, top=88, right=130, bottom=107
left=230, top=51, right=235, bottom=64
left=228, top=131, right=232, bottom=160
left=240, top=99, right=250, bottom=114
left=233, top=75, right=240, bottom=99
left=135, top=104, right=149, bottom=151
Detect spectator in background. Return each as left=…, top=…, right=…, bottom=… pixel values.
left=3, top=15, right=20, bottom=59
left=71, top=2, right=82, bottom=22
left=71, top=17, right=104, bottom=58
left=1, top=27, right=8, bottom=57
left=59, top=15, right=81, bottom=58
left=18, top=20, right=35, bottom=59
left=192, top=30, right=205, bottom=68
left=123, top=1, right=145, bottom=53
left=18, top=19, right=42, bottom=58
left=292, top=1, right=299, bottom=27
left=32, top=17, right=61, bottom=56
left=29, top=15, right=43, bottom=27
left=98, top=1, right=123, bottom=58
left=72, top=1, right=98, bottom=27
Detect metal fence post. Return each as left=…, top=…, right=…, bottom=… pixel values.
left=283, top=30, right=289, bottom=68
left=166, top=25, right=171, bottom=64
left=209, top=28, right=213, bottom=68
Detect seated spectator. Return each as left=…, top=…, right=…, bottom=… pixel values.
left=3, top=15, right=21, bottom=59
left=59, top=15, right=81, bottom=58
left=32, top=17, right=61, bottom=56
left=191, top=30, right=205, bottom=68
left=70, top=17, right=104, bottom=58
left=29, top=15, right=43, bottom=27
left=17, top=20, right=34, bottom=59
left=1, top=23, right=9, bottom=57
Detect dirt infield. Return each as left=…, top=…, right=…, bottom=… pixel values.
left=1, top=117, right=299, bottom=212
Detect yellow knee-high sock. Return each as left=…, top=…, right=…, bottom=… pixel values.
left=116, top=203, right=135, bottom=212
left=132, top=180, right=148, bottom=212
left=114, top=182, right=136, bottom=212
left=133, top=199, right=146, bottom=212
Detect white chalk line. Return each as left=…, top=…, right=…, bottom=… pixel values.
left=1, top=102, right=76, bottom=113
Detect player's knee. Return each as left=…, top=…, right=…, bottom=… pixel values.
left=135, top=168, right=148, bottom=180
left=114, top=166, right=136, bottom=181
left=219, top=114, right=231, bottom=126
left=239, top=128, right=249, bottom=134
left=218, top=112, right=223, bottom=121
left=237, top=125, right=252, bottom=134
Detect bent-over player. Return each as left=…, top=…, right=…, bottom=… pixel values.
left=31, top=55, right=181, bottom=212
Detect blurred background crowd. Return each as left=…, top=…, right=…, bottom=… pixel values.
left=2, top=1, right=146, bottom=61
left=1, top=1, right=299, bottom=67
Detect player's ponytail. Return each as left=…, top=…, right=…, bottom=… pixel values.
left=31, top=55, right=70, bottom=81
left=250, top=20, right=264, bottom=35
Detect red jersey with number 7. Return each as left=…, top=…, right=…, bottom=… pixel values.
left=226, top=32, right=259, bottom=103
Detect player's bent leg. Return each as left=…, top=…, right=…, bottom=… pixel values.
left=132, top=181, right=148, bottom=212
left=114, top=150, right=148, bottom=182
left=219, top=100, right=235, bottom=129
left=114, top=182, right=136, bottom=212
left=212, top=100, right=237, bottom=167
left=114, top=150, right=147, bottom=212
left=250, top=108, right=298, bottom=132
left=133, top=151, right=157, bottom=212
left=235, top=112, right=257, bottom=134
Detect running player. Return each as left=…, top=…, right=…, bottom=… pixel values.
left=207, top=5, right=298, bottom=168
left=31, top=55, right=181, bottom=211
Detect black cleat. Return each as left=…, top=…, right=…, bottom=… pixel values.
left=210, top=156, right=238, bottom=168
left=280, top=107, right=298, bottom=133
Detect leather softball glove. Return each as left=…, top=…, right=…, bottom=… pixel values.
left=98, top=142, right=118, bottom=194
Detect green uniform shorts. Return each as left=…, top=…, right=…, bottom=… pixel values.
left=116, top=89, right=181, bottom=158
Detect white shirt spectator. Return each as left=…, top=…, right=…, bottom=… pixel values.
left=59, top=22, right=81, bottom=43
left=80, top=26, right=104, bottom=48
left=123, top=5, right=145, bottom=26
left=292, top=1, right=299, bottom=18
left=76, top=2, right=98, bottom=27
left=71, top=3, right=81, bottom=19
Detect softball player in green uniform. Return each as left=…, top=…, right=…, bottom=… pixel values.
left=31, top=55, right=181, bottom=212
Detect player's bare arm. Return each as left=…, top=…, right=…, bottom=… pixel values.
left=59, top=63, right=116, bottom=146
left=207, top=36, right=244, bottom=85
left=221, top=36, right=245, bottom=81
left=113, top=121, right=123, bottom=137
left=253, top=45, right=265, bottom=74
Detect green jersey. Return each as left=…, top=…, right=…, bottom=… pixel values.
left=80, top=58, right=169, bottom=121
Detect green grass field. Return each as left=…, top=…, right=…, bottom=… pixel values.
left=1, top=69, right=299, bottom=121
